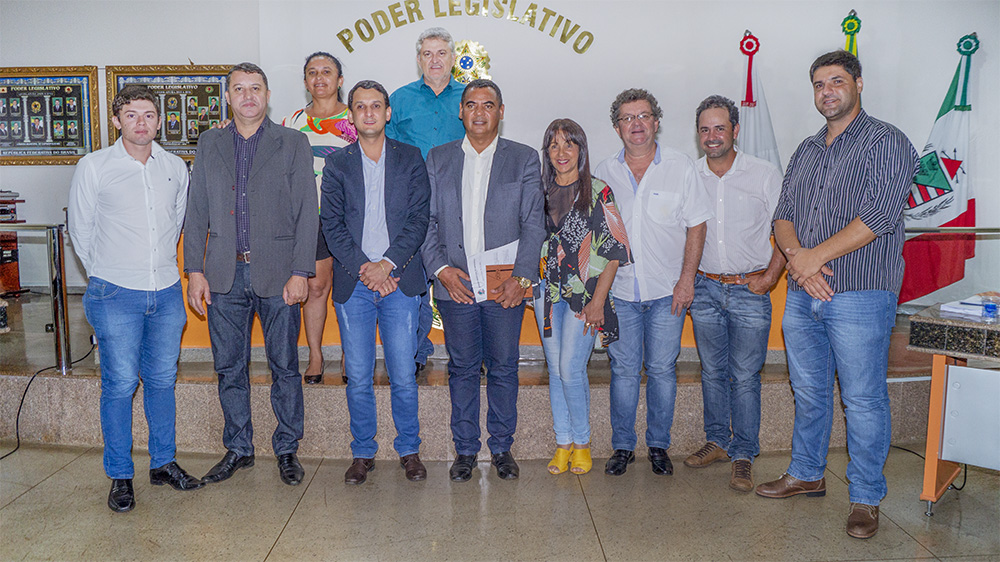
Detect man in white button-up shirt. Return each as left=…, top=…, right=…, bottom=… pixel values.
left=683, top=96, right=785, bottom=493
left=69, top=85, right=203, bottom=514
left=594, top=88, right=712, bottom=478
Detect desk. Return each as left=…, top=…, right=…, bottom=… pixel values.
left=907, top=304, right=1000, bottom=515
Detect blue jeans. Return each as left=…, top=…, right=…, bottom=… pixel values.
left=607, top=296, right=685, bottom=451
left=83, top=278, right=186, bottom=479
left=415, top=288, right=434, bottom=365
left=782, top=289, right=895, bottom=506
left=206, top=262, right=304, bottom=457
left=689, top=275, right=770, bottom=460
left=436, top=298, right=523, bottom=455
left=534, top=289, right=596, bottom=445
left=335, top=281, right=421, bottom=458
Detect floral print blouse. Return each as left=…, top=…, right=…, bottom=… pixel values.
left=540, top=177, right=632, bottom=345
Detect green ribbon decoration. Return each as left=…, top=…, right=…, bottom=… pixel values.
left=842, top=12, right=861, bottom=56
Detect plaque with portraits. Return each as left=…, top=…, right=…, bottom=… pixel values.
left=0, top=66, right=100, bottom=165
left=106, top=65, right=230, bottom=160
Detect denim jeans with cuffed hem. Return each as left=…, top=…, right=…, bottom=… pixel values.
left=83, top=278, right=186, bottom=479
left=336, top=281, right=421, bottom=458
left=689, top=275, right=769, bottom=461
left=207, top=262, right=304, bottom=457
left=782, top=289, right=895, bottom=506
left=534, top=287, right=596, bottom=445
left=607, top=296, right=685, bottom=451
left=437, top=298, right=523, bottom=456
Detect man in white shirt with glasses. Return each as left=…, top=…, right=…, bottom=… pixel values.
left=594, top=88, right=712, bottom=478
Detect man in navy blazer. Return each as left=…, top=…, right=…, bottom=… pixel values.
left=321, top=80, right=431, bottom=485
left=421, top=79, right=545, bottom=481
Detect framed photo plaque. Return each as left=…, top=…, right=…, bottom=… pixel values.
left=0, top=66, right=100, bottom=165
left=106, top=65, right=230, bottom=160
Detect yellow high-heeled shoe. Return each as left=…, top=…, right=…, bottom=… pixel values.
left=569, top=446, right=592, bottom=474
left=548, top=447, right=572, bottom=475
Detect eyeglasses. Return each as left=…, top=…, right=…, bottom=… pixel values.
left=617, top=112, right=654, bottom=125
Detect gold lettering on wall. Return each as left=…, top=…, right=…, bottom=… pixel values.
left=336, top=0, right=593, bottom=54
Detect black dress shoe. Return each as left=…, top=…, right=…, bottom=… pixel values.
left=491, top=451, right=520, bottom=480
left=277, top=453, right=304, bottom=486
left=304, top=374, right=323, bottom=384
left=449, top=454, right=477, bottom=482
left=202, top=450, right=255, bottom=483
left=344, top=458, right=375, bottom=484
left=108, top=478, right=135, bottom=513
left=604, top=449, right=636, bottom=476
left=649, top=447, right=674, bottom=475
left=150, top=461, right=205, bottom=490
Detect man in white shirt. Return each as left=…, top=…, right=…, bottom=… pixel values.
left=594, top=88, right=712, bottom=477
left=68, top=85, right=203, bottom=514
left=683, top=95, right=785, bottom=492
left=421, top=79, right=545, bottom=482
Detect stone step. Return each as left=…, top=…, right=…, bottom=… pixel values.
left=0, top=353, right=931, bottom=462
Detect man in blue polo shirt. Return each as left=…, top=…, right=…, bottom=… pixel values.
left=387, top=27, right=466, bottom=372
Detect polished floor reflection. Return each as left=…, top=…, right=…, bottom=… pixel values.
left=1, top=442, right=997, bottom=561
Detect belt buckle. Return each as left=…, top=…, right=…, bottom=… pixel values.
left=238, top=251, right=250, bottom=263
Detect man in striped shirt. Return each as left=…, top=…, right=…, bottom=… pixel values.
left=755, top=51, right=917, bottom=540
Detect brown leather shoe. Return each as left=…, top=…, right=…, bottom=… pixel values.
left=755, top=473, right=826, bottom=498
left=730, top=459, right=753, bottom=492
left=846, top=503, right=879, bottom=539
left=400, top=453, right=427, bottom=481
left=684, top=442, right=729, bottom=468
left=344, top=458, right=375, bottom=485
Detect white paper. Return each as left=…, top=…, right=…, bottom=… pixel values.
left=940, top=295, right=986, bottom=318
left=468, top=240, right=520, bottom=303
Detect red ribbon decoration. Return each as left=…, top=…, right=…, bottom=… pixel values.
left=740, top=31, right=760, bottom=107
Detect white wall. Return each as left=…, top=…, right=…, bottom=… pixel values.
left=3, top=0, right=998, bottom=303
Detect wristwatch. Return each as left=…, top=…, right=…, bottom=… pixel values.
left=512, top=276, right=532, bottom=289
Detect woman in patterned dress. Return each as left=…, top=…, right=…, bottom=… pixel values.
left=536, top=119, right=632, bottom=475
left=282, top=52, right=357, bottom=384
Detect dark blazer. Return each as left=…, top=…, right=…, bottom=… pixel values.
left=183, top=118, right=318, bottom=298
left=321, top=137, right=431, bottom=304
left=421, top=137, right=545, bottom=301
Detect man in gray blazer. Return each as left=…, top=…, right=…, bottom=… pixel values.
left=183, top=63, right=317, bottom=487
left=421, top=79, right=545, bottom=482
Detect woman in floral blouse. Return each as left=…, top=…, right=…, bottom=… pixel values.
left=536, top=119, right=632, bottom=475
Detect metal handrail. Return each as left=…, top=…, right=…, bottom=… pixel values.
left=0, top=223, right=72, bottom=374
left=905, top=227, right=1000, bottom=234
left=0, top=225, right=62, bottom=231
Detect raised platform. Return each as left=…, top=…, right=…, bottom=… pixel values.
left=1, top=293, right=938, bottom=461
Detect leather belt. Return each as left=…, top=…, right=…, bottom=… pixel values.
left=237, top=251, right=250, bottom=263
left=697, top=269, right=765, bottom=285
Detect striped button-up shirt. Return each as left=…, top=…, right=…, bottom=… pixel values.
left=232, top=120, right=266, bottom=254
left=773, top=110, right=918, bottom=295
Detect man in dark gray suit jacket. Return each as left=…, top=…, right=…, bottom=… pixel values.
left=421, top=79, right=545, bottom=482
left=183, top=63, right=317, bottom=487
left=321, top=80, right=431, bottom=485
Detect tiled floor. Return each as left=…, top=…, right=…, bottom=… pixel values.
left=1, top=442, right=997, bottom=561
